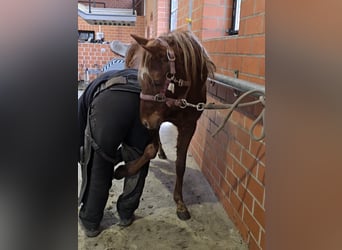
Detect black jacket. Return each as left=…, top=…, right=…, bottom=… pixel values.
left=78, top=68, right=140, bottom=149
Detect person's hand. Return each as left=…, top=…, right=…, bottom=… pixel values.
left=143, top=143, right=157, bottom=159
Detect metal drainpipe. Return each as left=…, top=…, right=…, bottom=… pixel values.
left=188, top=0, right=193, bottom=30
left=88, top=0, right=91, bottom=13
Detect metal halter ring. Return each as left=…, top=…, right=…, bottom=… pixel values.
left=179, top=99, right=188, bottom=108
left=154, top=94, right=166, bottom=102
left=196, top=103, right=205, bottom=111
left=167, top=49, right=176, bottom=61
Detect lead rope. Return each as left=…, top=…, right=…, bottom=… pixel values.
left=181, top=89, right=266, bottom=141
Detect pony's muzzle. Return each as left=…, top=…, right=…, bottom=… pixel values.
left=141, top=116, right=161, bottom=130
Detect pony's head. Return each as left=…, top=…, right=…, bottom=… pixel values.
left=131, top=30, right=215, bottom=129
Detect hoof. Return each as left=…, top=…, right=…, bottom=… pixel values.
left=176, top=210, right=191, bottom=220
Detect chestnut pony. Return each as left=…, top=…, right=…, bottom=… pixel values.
left=114, top=30, right=215, bottom=220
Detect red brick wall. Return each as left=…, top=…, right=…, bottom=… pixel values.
left=176, top=0, right=190, bottom=31
left=78, top=43, right=117, bottom=82
left=187, top=0, right=266, bottom=249
left=144, top=0, right=170, bottom=38
left=77, top=16, right=145, bottom=81
left=202, top=0, right=230, bottom=39
left=156, top=0, right=170, bottom=36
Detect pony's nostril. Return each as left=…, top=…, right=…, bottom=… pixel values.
left=142, top=120, right=149, bottom=128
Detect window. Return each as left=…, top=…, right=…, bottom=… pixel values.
left=78, top=30, right=95, bottom=42
left=228, top=0, right=241, bottom=35
left=170, top=0, right=178, bottom=31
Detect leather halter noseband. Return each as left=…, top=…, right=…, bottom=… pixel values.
left=139, top=37, right=191, bottom=108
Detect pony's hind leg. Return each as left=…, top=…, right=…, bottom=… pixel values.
left=173, top=124, right=197, bottom=220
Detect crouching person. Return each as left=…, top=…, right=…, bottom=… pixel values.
left=78, top=43, right=152, bottom=237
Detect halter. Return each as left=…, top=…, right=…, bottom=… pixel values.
left=139, top=37, right=191, bottom=108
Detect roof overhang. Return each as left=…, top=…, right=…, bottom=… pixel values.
left=78, top=3, right=136, bottom=26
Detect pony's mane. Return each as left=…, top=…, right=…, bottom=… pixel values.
left=165, top=30, right=215, bottom=84
left=140, top=30, right=215, bottom=87
left=125, top=42, right=142, bottom=69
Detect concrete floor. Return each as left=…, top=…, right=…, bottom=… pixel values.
left=78, top=119, right=248, bottom=250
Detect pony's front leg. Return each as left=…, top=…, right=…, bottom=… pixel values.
left=157, top=129, right=167, bottom=159
left=174, top=125, right=196, bottom=220
left=113, top=143, right=158, bottom=179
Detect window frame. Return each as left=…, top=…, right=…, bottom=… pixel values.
left=169, top=0, right=178, bottom=31
left=228, top=0, right=241, bottom=35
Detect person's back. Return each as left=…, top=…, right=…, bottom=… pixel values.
left=78, top=68, right=140, bottom=153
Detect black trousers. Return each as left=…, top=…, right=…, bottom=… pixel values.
left=78, top=88, right=151, bottom=229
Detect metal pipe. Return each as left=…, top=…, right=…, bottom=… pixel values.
left=132, top=0, right=135, bottom=15
left=209, top=73, right=265, bottom=96
left=88, top=0, right=91, bottom=13
left=78, top=1, right=106, bottom=8
left=188, top=0, right=193, bottom=31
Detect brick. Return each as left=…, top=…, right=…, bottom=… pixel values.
left=248, top=234, right=261, bottom=250
left=246, top=175, right=264, bottom=205
left=224, top=38, right=237, bottom=53
left=205, top=0, right=223, bottom=4
left=216, top=126, right=229, bottom=148
left=231, top=190, right=243, bottom=216
left=204, top=144, right=217, bottom=169
left=243, top=208, right=260, bottom=242
left=232, top=157, right=246, bottom=180
left=260, top=229, right=265, bottom=249
left=203, top=5, right=225, bottom=17
left=253, top=200, right=265, bottom=229
left=236, top=37, right=251, bottom=54
left=224, top=150, right=234, bottom=168
left=249, top=139, right=266, bottom=165
left=241, top=149, right=258, bottom=176
left=236, top=126, right=250, bottom=150
left=203, top=18, right=219, bottom=29
left=255, top=0, right=265, bottom=14
left=228, top=139, right=241, bottom=161
left=217, top=156, right=227, bottom=177
left=225, top=121, right=238, bottom=139
left=219, top=175, right=231, bottom=196
left=238, top=184, right=253, bottom=212
left=231, top=111, right=245, bottom=128
left=257, top=164, right=265, bottom=185
left=241, top=56, right=260, bottom=76
left=251, top=36, right=265, bottom=55
left=230, top=56, right=243, bottom=71
left=222, top=197, right=244, bottom=238
left=234, top=215, right=249, bottom=242
left=202, top=30, right=224, bottom=39
left=244, top=14, right=265, bottom=35
left=226, top=167, right=237, bottom=188
left=258, top=57, right=265, bottom=76
left=211, top=164, right=221, bottom=184
left=241, top=0, right=255, bottom=18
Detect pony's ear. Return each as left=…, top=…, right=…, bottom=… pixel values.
left=131, top=34, right=149, bottom=46
left=131, top=34, right=159, bottom=54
